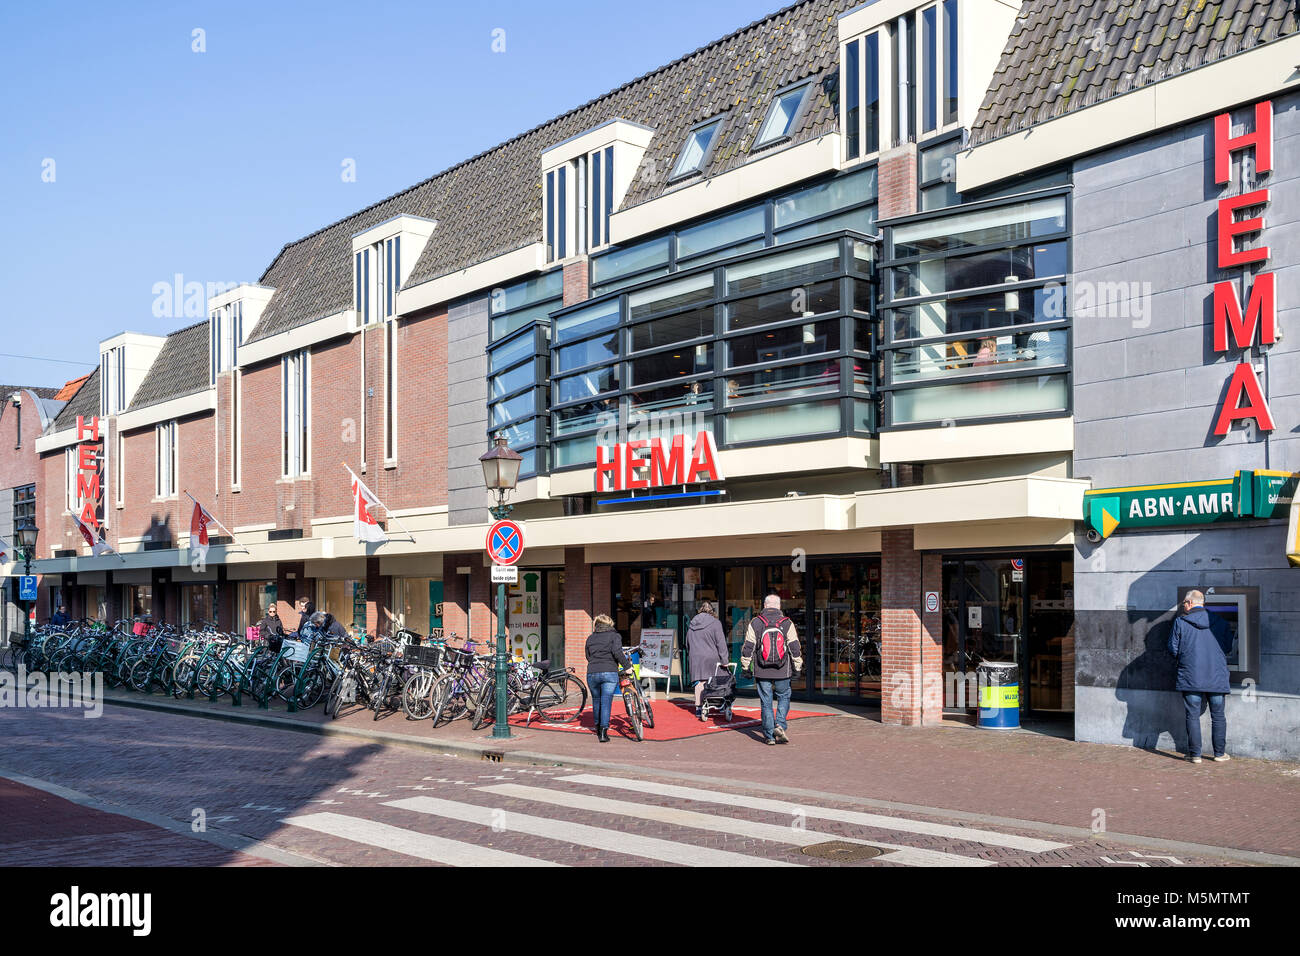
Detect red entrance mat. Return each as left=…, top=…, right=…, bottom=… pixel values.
left=508, top=699, right=837, bottom=741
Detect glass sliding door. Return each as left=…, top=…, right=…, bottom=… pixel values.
left=811, top=563, right=856, bottom=696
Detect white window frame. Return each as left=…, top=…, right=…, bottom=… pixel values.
left=231, top=369, right=242, bottom=489
left=281, top=350, right=311, bottom=478
left=587, top=145, right=615, bottom=252
left=155, top=421, right=178, bottom=499
left=841, top=28, right=892, bottom=164
left=670, top=116, right=724, bottom=181
left=353, top=238, right=401, bottom=328
left=384, top=319, right=398, bottom=465
left=100, top=346, right=127, bottom=416
left=754, top=82, right=812, bottom=148
left=115, top=432, right=125, bottom=508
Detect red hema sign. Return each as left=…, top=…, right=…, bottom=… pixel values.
left=1210, top=100, right=1277, bottom=437
left=595, top=431, right=723, bottom=493
left=76, top=415, right=102, bottom=531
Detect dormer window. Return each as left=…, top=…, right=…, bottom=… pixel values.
left=755, top=83, right=810, bottom=148
left=354, top=235, right=400, bottom=325
left=671, top=117, right=723, bottom=181
left=210, top=300, right=244, bottom=380
left=100, top=347, right=126, bottom=416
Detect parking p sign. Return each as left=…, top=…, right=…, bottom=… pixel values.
left=18, top=576, right=37, bottom=602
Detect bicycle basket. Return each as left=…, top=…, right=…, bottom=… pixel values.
left=404, top=644, right=441, bottom=668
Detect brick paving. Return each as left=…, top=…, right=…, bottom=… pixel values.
left=0, top=705, right=1276, bottom=866
left=84, top=685, right=1300, bottom=859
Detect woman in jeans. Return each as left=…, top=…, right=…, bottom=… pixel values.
left=585, top=614, right=630, bottom=743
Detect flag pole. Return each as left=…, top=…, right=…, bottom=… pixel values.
left=67, top=510, right=127, bottom=562
left=343, top=463, right=416, bottom=544
left=181, top=490, right=251, bottom=554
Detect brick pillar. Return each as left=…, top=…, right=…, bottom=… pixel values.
left=469, top=561, right=494, bottom=651
left=881, top=528, right=922, bottom=725
left=442, top=554, right=468, bottom=641
left=562, top=258, right=589, bottom=308
left=216, top=568, right=235, bottom=632
left=920, top=552, right=944, bottom=724
left=563, top=546, right=592, bottom=673
left=877, top=143, right=918, bottom=221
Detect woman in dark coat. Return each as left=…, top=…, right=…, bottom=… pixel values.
left=585, top=614, right=630, bottom=743
left=686, top=601, right=730, bottom=720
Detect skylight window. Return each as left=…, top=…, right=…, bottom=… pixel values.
left=671, top=118, right=723, bottom=180
left=756, top=83, right=809, bottom=147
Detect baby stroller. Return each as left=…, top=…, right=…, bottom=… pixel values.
left=699, top=662, right=737, bottom=722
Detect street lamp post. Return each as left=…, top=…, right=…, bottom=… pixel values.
left=478, top=434, right=523, bottom=740
left=15, top=518, right=39, bottom=649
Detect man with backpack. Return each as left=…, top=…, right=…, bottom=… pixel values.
left=740, top=594, right=803, bottom=745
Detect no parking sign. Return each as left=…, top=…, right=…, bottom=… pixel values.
left=486, top=519, right=524, bottom=566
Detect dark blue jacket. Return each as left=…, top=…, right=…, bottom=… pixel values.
left=1168, top=606, right=1232, bottom=693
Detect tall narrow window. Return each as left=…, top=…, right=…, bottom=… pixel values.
left=845, top=39, right=860, bottom=159
left=231, top=370, right=242, bottom=488
left=865, top=33, right=880, bottom=153
left=922, top=5, right=938, bottom=133
left=942, top=0, right=958, bottom=125
left=362, top=249, right=371, bottom=324
left=282, top=351, right=310, bottom=477
left=591, top=149, right=602, bottom=246
left=546, top=170, right=556, bottom=260
left=602, top=146, right=613, bottom=236
left=156, top=421, right=177, bottom=499
left=557, top=165, right=567, bottom=260
left=384, top=321, right=397, bottom=461
left=116, top=433, right=125, bottom=507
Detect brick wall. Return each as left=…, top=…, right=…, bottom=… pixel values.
left=562, top=258, right=589, bottom=307
left=563, top=546, right=592, bottom=674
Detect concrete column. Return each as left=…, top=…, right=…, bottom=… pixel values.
left=920, top=552, right=944, bottom=723
left=881, top=528, right=922, bottom=725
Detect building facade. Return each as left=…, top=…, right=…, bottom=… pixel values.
left=25, top=1, right=1300, bottom=756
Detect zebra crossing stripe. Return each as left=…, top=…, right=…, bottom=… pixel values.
left=383, top=795, right=800, bottom=867
left=556, top=774, right=1068, bottom=853
left=478, top=784, right=989, bottom=867
left=280, top=812, right=562, bottom=867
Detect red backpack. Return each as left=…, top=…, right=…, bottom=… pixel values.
left=755, top=611, right=791, bottom=669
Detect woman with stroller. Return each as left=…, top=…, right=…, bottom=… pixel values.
left=687, top=601, right=730, bottom=721
left=585, top=614, right=630, bottom=743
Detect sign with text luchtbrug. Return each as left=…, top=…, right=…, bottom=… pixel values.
left=1084, top=471, right=1299, bottom=539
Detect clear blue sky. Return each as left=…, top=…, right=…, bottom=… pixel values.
left=0, top=0, right=788, bottom=388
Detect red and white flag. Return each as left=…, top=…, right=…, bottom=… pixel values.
left=0, top=535, right=11, bottom=564
left=68, top=511, right=113, bottom=556
left=348, top=467, right=388, bottom=544
left=190, top=500, right=215, bottom=564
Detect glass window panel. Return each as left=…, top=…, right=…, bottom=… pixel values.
left=629, top=345, right=713, bottom=386
left=920, top=180, right=960, bottom=211
left=491, top=299, right=559, bottom=340
left=672, top=121, right=720, bottom=178
left=943, top=0, right=958, bottom=125
left=890, top=374, right=1068, bottom=424
left=865, top=32, right=880, bottom=154
left=555, top=399, right=617, bottom=436
left=488, top=332, right=535, bottom=374
left=853, top=240, right=874, bottom=274
left=554, top=298, right=620, bottom=344
left=490, top=360, right=538, bottom=399
left=890, top=328, right=1068, bottom=381
left=728, top=320, right=841, bottom=368
left=889, top=285, right=1065, bottom=340
left=727, top=400, right=840, bottom=442
left=727, top=281, right=840, bottom=331
left=591, top=268, right=673, bottom=298
left=677, top=206, right=765, bottom=259
left=628, top=381, right=714, bottom=417
left=776, top=168, right=887, bottom=229
left=920, top=138, right=961, bottom=182
left=922, top=5, right=937, bottom=132
left=495, top=418, right=537, bottom=449
left=491, top=391, right=535, bottom=428
left=629, top=307, right=714, bottom=352
left=854, top=317, right=873, bottom=351
left=757, top=85, right=808, bottom=145
left=891, top=196, right=1067, bottom=257
left=853, top=278, right=873, bottom=313
left=554, top=366, right=619, bottom=405
left=725, top=242, right=839, bottom=296
left=517, top=447, right=539, bottom=477
left=678, top=238, right=766, bottom=268
left=555, top=332, right=619, bottom=373
left=893, top=241, right=1066, bottom=298
left=845, top=39, right=860, bottom=159
left=724, top=360, right=840, bottom=407
left=591, top=236, right=672, bottom=284
left=553, top=434, right=598, bottom=468
left=628, top=272, right=714, bottom=320
left=853, top=398, right=875, bottom=432
left=775, top=205, right=876, bottom=244
left=491, top=271, right=564, bottom=314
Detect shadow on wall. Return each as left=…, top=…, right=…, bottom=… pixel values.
left=1113, top=610, right=1182, bottom=751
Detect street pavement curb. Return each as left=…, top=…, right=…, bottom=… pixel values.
left=98, top=690, right=1298, bottom=867
left=0, top=767, right=331, bottom=867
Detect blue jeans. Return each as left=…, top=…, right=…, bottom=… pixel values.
left=1183, top=692, right=1227, bottom=758
left=755, top=678, right=791, bottom=741
left=588, top=671, right=619, bottom=727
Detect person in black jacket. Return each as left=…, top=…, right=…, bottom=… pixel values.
left=585, top=614, right=630, bottom=743
left=309, top=611, right=349, bottom=643
left=741, top=595, right=804, bottom=745
left=258, top=604, right=286, bottom=653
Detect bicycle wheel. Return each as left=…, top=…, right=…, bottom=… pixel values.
left=326, top=674, right=346, bottom=719
left=128, top=658, right=153, bottom=692
left=470, top=678, right=496, bottom=731
left=534, top=673, right=588, bottom=723
left=0, top=644, right=16, bottom=674
left=297, top=667, right=327, bottom=711
left=642, top=690, right=655, bottom=730
left=401, top=669, right=437, bottom=721
left=622, top=690, right=644, bottom=742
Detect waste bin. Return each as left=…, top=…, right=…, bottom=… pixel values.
left=977, top=661, right=1020, bottom=729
